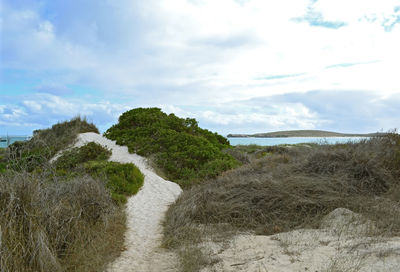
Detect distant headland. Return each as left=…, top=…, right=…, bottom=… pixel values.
left=227, top=130, right=384, bottom=138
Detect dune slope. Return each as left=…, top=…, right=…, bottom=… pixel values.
left=73, top=132, right=182, bottom=272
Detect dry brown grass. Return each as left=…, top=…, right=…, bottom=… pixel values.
left=6, top=116, right=99, bottom=172
left=0, top=170, right=125, bottom=272
left=164, top=133, right=400, bottom=271
left=0, top=118, right=129, bottom=271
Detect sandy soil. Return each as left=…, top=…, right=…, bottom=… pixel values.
left=72, top=132, right=182, bottom=272
left=201, top=208, right=400, bottom=272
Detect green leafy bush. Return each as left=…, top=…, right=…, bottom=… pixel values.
left=55, top=142, right=112, bottom=170
left=84, top=161, right=144, bottom=204
left=104, top=108, right=238, bottom=185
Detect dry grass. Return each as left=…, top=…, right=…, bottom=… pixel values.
left=0, top=170, right=125, bottom=272
left=0, top=118, right=126, bottom=272
left=6, top=116, right=99, bottom=172
left=164, top=133, right=400, bottom=271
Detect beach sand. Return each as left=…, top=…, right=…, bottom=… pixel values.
left=71, top=132, right=182, bottom=272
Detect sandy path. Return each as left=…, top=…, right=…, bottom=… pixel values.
left=74, top=132, right=182, bottom=272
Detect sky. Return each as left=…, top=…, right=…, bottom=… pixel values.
left=1, top=0, right=400, bottom=136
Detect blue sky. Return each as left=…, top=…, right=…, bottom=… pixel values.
left=1, top=0, right=400, bottom=135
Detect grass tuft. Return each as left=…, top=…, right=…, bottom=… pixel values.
left=0, top=171, right=125, bottom=272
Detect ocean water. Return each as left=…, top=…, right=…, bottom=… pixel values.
left=0, top=136, right=31, bottom=148
left=227, top=137, right=370, bottom=146
left=0, top=136, right=370, bottom=148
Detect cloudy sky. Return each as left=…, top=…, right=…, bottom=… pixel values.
left=1, top=0, right=400, bottom=135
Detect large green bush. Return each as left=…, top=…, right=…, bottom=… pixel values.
left=104, top=108, right=238, bottom=185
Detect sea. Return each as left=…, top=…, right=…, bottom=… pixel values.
left=1, top=135, right=370, bottom=148
left=0, top=136, right=31, bottom=148
left=227, top=136, right=370, bottom=146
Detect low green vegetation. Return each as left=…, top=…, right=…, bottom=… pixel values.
left=84, top=161, right=144, bottom=204
left=54, top=142, right=112, bottom=170
left=164, top=133, right=400, bottom=271
left=53, top=142, right=144, bottom=204
left=0, top=148, right=6, bottom=173
left=1, top=117, right=143, bottom=271
left=104, top=107, right=238, bottom=186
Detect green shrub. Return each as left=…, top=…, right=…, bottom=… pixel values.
left=0, top=149, right=6, bottom=173
left=55, top=142, right=112, bottom=170
left=104, top=108, right=238, bottom=185
left=52, top=142, right=144, bottom=204
left=84, top=161, right=144, bottom=204
left=0, top=162, right=6, bottom=173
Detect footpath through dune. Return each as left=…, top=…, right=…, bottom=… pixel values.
left=74, top=132, right=182, bottom=272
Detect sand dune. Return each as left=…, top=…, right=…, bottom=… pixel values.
left=64, top=133, right=400, bottom=272
left=73, top=132, right=182, bottom=272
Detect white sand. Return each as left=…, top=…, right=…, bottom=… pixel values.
left=71, top=132, right=182, bottom=272
left=202, top=208, right=400, bottom=272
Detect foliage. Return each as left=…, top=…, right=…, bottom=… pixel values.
left=54, top=142, right=112, bottom=170
left=6, top=117, right=99, bottom=172
left=0, top=148, right=6, bottom=173
left=84, top=161, right=144, bottom=204
left=104, top=108, right=238, bottom=185
left=51, top=142, right=144, bottom=205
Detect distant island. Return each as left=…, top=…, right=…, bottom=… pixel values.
left=227, top=130, right=384, bottom=138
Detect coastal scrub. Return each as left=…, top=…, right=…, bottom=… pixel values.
left=104, top=107, right=238, bottom=186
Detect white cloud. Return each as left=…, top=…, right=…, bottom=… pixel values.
left=313, top=0, right=400, bottom=25
left=3, top=0, right=400, bottom=98
left=0, top=94, right=134, bottom=133
left=2, top=0, right=400, bottom=134
left=23, top=100, right=42, bottom=111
